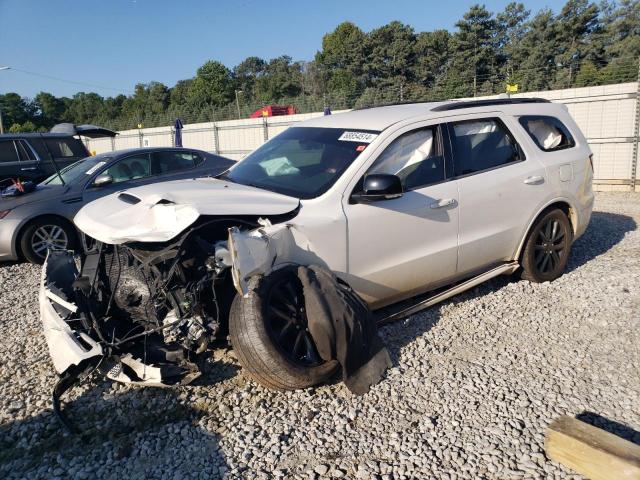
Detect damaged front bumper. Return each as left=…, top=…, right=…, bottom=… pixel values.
left=40, top=250, right=201, bottom=387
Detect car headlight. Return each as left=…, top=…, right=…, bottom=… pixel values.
left=0, top=209, right=12, bottom=219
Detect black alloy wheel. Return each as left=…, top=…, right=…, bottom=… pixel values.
left=264, top=275, right=323, bottom=368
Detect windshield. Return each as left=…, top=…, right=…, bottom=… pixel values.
left=223, top=127, right=379, bottom=199
left=43, top=155, right=111, bottom=185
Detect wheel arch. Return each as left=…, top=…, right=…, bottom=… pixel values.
left=515, top=198, right=577, bottom=261
left=15, top=214, right=78, bottom=259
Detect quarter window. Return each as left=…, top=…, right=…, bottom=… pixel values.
left=368, top=127, right=445, bottom=190
left=16, top=141, right=36, bottom=161
left=103, top=154, right=151, bottom=183
left=45, top=138, right=87, bottom=158
left=519, top=116, right=575, bottom=152
left=450, top=119, right=523, bottom=176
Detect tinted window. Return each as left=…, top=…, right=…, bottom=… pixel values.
left=224, top=127, right=376, bottom=199
left=45, top=138, right=87, bottom=158
left=0, top=140, right=18, bottom=163
left=450, top=119, right=523, bottom=176
left=152, top=151, right=195, bottom=174
left=44, top=156, right=112, bottom=185
left=103, top=154, right=151, bottom=183
left=519, top=116, right=575, bottom=151
left=368, top=127, right=444, bottom=190
left=16, top=140, right=36, bottom=161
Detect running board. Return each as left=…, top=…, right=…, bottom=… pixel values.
left=376, top=262, right=520, bottom=325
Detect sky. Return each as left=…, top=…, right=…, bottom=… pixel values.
left=0, top=0, right=566, bottom=99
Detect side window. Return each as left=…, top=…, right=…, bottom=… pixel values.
left=519, top=116, right=575, bottom=152
left=45, top=138, right=87, bottom=158
left=16, top=141, right=36, bottom=161
left=151, top=151, right=196, bottom=175
left=193, top=152, right=205, bottom=166
left=102, top=154, right=151, bottom=183
left=0, top=140, right=19, bottom=163
left=450, top=119, right=523, bottom=176
left=368, top=127, right=445, bottom=190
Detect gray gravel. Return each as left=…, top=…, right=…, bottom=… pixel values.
left=1, top=192, right=639, bottom=480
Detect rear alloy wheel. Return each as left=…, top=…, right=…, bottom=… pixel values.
left=20, top=217, right=77, bottom=264
left=520, top=209, right=572, bottom=283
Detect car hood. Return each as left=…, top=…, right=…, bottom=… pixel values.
left=0, top=184, right=69, bottom=209
left=74, top=177, right=300, bottom=244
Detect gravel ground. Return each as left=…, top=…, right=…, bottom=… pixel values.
left=1, top=192, right=639, bottom=480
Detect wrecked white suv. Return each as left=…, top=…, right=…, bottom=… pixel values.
left=40, top=98, right=593, bottom=418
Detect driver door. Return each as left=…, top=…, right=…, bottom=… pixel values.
left=343, top=123, right=459, bottom=308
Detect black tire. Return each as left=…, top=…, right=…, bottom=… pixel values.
left=520, top=209, right=573, bottom=283
left=19, top=216, right=78, bottom=265
left=229, top=266, right=338, bottom=390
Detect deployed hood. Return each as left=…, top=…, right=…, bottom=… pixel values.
left=74, top=177, right=300, bottom=244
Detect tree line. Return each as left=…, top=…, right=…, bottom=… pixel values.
left=2, top=0, right=638, bottom=133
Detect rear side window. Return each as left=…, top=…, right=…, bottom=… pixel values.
left=0, top=140, right=19, bottom=163
left=45, top=138, right=87, bottom=158
left=151, top=151, right=196, bottom=174
left=368, top=126, right=445, bottom=190
left=519, top=116, right=575, bottom=152
left=16, top=140, right=36, bottom=161
left=450, top=119, right=524, bottom=176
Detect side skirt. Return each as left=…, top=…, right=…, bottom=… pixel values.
left=375, top=262, right=520, bottom=325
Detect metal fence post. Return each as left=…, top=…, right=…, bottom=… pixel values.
left=262, top=117, right=268, bottom=143
left=110, top=136, right=115, bottom=152
left=213, top=123, right=220, bottom=153
left=631, top=58, right=640, bottom=192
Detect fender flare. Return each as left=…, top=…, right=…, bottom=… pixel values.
left=513, top=196, right=577, bottom=261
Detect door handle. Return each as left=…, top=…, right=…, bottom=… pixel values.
left=430, top=198, right=457, bottom=209
left=20, top=167, right=37, bottom=171
left=523, top=175, right=544, bottom=185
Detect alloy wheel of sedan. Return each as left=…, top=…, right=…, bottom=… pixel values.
left=31, top=225, right=69, bottom=258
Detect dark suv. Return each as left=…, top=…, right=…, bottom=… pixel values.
left=0, top=125, right=116, bottom=185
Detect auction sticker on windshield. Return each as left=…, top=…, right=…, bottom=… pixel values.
left=338, top=131, right=378, bottom=143
left=85, top=162, right=106, bottom=175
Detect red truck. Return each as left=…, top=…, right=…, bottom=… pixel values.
left=250, top=105, right=297, bottom=118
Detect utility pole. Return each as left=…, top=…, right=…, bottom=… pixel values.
left=631, top=56, right=640, bottom=192
left=235, top=90, right=242, bottom=119
left=0, top=66, right=11, bottom=134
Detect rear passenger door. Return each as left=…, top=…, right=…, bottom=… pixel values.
left=150, top=150, right=199, bottom=178
left=0, top=139, right=42, bottom=183
left=447, top=115, right=548, bottom=276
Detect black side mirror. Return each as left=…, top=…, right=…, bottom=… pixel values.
left=351, top=173, right=403, bottom=203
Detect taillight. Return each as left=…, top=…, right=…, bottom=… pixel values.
left=588, top=154, right=594, bottom=172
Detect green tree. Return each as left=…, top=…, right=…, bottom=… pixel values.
left=553, top=0, right=601, bottom=87
left=234, top=56, right=266, bottom=100
left=439, top=5, right=502, bottom=97
left=412, top=29, right=450, bottom=89
left=316, top=21, right=367, bottom=88
left=0, top=93, right=35, bottom=126
left=33, top=92, right=68, bottom=127
left=188, top=60, right=235, bottom=108
left=254, top=56, right=303, bottom=101
left=65, top=92, right=105, bottom=124
left=364, top=21, right=416, bottom=92
left=497, top=2, right=531, bottom=80
left=8, top=120, right=38, bottom=133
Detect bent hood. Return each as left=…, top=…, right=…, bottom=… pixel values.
left=74, top=177, right=300, bottom=244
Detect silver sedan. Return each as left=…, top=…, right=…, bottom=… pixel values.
left=0, top=147, right=234, bottom=263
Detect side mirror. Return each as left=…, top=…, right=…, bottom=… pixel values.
left=351, top=173, right=403, bottom=203
left=93, top=174, right=113, bottom=187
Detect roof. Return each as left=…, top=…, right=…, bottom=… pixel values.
left=297, top=97, right=557, bottom=131
left=96, top=146, right=210, bottom=158
left=0, top=132, right=82, bottom=139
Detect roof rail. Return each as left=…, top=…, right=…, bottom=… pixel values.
left=431, top=97, right=550, bottom=112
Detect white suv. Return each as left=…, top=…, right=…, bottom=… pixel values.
left=41, top=98, right=593, bottom=395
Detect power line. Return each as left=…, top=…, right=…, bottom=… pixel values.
left=6, top=67, right=131, bottom=95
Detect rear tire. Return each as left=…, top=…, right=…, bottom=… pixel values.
left=520, top=209, right=573, bottom=283
left=229, top=266, right=338, bottom=390
left=19, top=216, right=78, bottom=265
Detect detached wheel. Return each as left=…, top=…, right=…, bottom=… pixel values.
left=229, top=266, right=338, bottom=390
left=520, top=209, right=573, bottom=283
left=20, top=216, right=78, bottom=264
